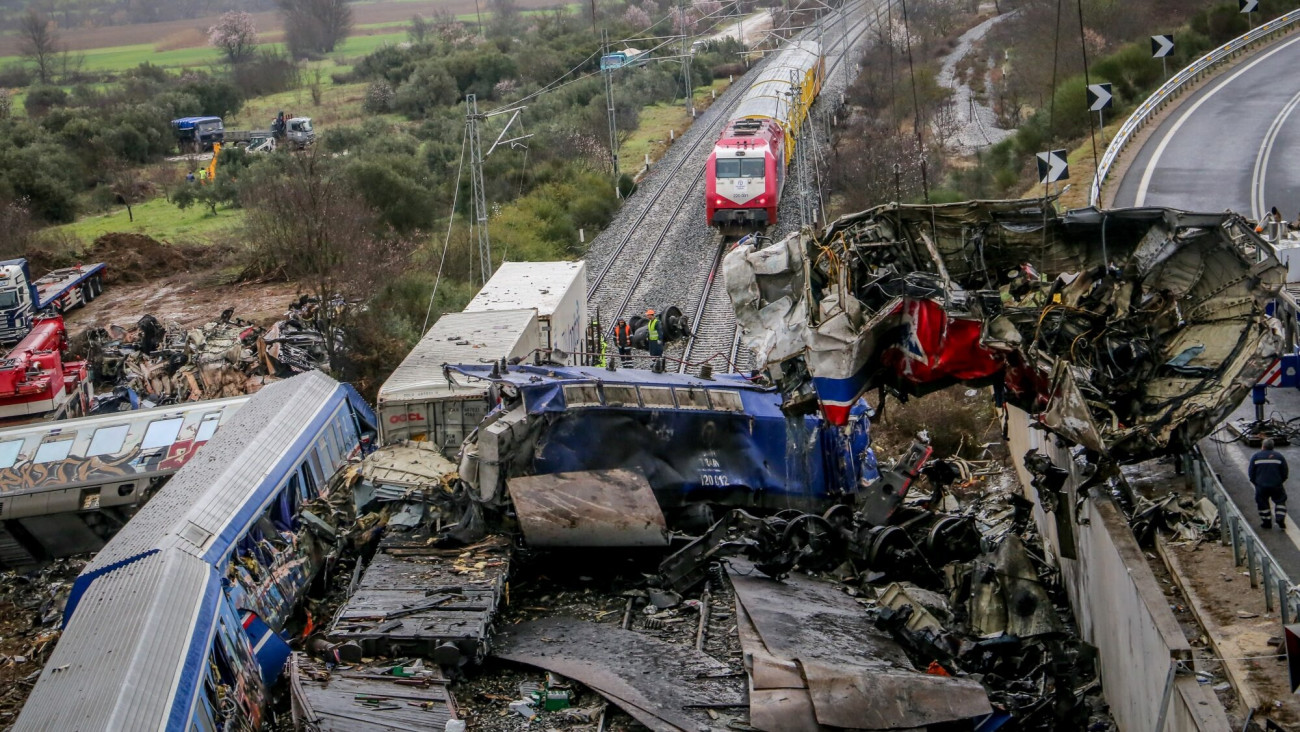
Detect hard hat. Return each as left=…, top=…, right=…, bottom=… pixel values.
left=646, top=308, right=655, bottom=316
left=617, top=318, right=626, bottom=323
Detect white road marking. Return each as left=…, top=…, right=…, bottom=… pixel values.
left=1221, top=444, right=1300, bottom=551
left=1250, top=88, right=1300, bottom=220
left=1133, top=34, right=1300, bottom=207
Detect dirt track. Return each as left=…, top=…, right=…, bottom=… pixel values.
left=0, top=0, right=566, bottom=57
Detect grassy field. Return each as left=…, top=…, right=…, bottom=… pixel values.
left=622, top=78, right=731, bottom=171
left=52, top=196, right=244, bottom=243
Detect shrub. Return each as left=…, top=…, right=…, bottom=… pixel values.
left=24, top=86, right=68, bottom=116
left=363, top=80, right=396, bottom=113
left=395, top=62, right=459, bottom=118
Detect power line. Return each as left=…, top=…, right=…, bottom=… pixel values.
left=422, top=125, right=469, bottom=334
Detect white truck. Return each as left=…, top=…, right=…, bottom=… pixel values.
left=377, top=308, right=541, bottom=454
left=463, top=261, right=587, bottom=363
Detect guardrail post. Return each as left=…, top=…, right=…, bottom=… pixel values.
left=1263, top=560, right=1274, bottom=612
left=1219, top=494, right=1232, bottom=547
left=1231, top=516, right=1243, bottom=566
left=1247, top=537, right=1259, bottom=588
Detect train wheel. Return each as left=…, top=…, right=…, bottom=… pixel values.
left=80, top=283, right=92, bottom=307
left=91, top=276, right=103, bottom=298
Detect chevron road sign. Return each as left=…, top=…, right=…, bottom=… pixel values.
left=1151, top=34, right=1174, bottom=57
left=1240, top=0, right=1259, bottom=12
left=1087, top=83, right=1113, bottom=112
left=1037, top=150, right=1068, bottom=184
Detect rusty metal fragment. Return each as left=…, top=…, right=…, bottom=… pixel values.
left=508, top=469, right=669, bottom=547
left=729, top=561, right=992, bottom=730
left=493, top=616, right=745, bottom=732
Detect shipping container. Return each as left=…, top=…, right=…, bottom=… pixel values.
left=463, top=261, right=587, bottom=362
left=377, top=309, right=541, bottom=452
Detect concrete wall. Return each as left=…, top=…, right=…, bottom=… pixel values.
left=1005, top=407, right=1228, bottom=732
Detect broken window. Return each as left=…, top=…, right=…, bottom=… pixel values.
left=0, top=439, right=22, bottom=469
left=196, top=414, right=221, bottom=442
left=640, top=386, right=676, bottom=408
left=603, top=385, right=640, bottom=408
left=87, top=424, right=130, bottom=457
left=708, top=390, right=744, bottom=412
left=675, top=388, right=710, bottom=410
left=563, top=384, right=601, bottom=407
left=33, top=439, right=73, bottom=464
left=141, top=417, right=185, bottom=450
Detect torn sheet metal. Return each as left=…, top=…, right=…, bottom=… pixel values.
left=729, top=560, right=992, bottom=730
left=449, top=364, right=878, bottom=514
left=493, top=616, right=745, bottom=732
left=289, top=653, right=458, bottom=731
left=727, top=201, right=1288, bottom=462
left=508, top=469, right=669, bottom=547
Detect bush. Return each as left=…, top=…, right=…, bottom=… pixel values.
left=345, top=156, right=437, bottom=232
left=363, top=80, right=396, bottom=113
left=395, top=61, right=459, bottom=118
left=231, top=50, right=300, bottom=98
left=24, top=86, right=69, bottom=116
left=181, top=77, right=244, bottom=117
left=0, top=64, right=33, bottom=88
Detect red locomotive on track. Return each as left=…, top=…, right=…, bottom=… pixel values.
left=706, top=41, right=824, bottom=230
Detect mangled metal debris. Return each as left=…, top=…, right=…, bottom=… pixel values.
left=727, top=201, right=1288, bottom=461
left=493, top=616, right=746, bottom=732
left=85, top=299, right=340, bottom=403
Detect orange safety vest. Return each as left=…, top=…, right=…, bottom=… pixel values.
left=615, top=323, right=631, bottom=347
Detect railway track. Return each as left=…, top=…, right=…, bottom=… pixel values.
left=677, top=7, right=880, bottom=374
left=586, top=0, right=883, bottom=374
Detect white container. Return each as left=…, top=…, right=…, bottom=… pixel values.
left=377, top=309, right=541, bottom=452
left=464, top=261, right=588, bottom=362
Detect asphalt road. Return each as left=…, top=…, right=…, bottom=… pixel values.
left=1110, top=32, right=1300, bottom=221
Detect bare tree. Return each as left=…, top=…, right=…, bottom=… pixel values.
left=19, top=11, right=60, bottom=84
left=108, top=163, right=150, bottom=223
left=408, top=14, right=430, bottom=44
left=209, top=11, right=259, bottom=65
left=277, top=0, right=353, bottom=58
left=241, top=153, right=414, bottom=371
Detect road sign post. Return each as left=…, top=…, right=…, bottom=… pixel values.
left=1241, top=0, right=1258, bottom=30
left=1151, top=34, right=1174, bottom=78
left=1087, top=82, right=1113, bottom=145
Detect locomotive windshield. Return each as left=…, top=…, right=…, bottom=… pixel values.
left=716, top=158, right=765, bottom=178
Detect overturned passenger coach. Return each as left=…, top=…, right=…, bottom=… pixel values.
left=727, top=201, right=1288, bottom=461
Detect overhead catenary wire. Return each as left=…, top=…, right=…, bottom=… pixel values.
left=422, top=126, right=469, bottom=335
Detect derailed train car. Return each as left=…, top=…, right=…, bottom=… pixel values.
left=726, top=200, right=1288, bottom=461
left=16, top=372, right=376, bottom=731
left=451, top=364, right=878, bottom=529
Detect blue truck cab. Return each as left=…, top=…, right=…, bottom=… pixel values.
left=171, top=116, right=225, bottom=150
left=0, top=259, right=107, bottom=345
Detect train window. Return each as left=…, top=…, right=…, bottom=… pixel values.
left=563, top=384, right=601, bottom=407
left=639, top=386, right=675, bottom=408
left=34, top=439, right=74, bottom=463
left=300, top=463, right=318, bottom=497
left=195, top=414, right=221, bottom=442
left=674, top=388, right=710, bottom=410
left=87, top=424, right=130, bottom=456
left=715, top=159, right=741, bottom=178
left=708, top=390, right=744, bottom=412
left=740, top=159, right=764, bottom=178
left=603, top=385, right=640, bottom=407
left=141, top=417, right=185, bottom=450
left=0, top=440, right=22, bottom=469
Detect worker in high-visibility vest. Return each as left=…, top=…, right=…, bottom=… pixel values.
left=614, top=318, right=633, bottom=367
left=646, top=308, right=664, bottom=371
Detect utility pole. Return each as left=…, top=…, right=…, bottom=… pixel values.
left=602, top=29, right=621, bottom=197
left=466, top=94, right=493, bottom=285
left=680, top=3, right=694, bottom=116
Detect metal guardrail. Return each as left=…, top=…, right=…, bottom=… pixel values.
left=1090, top=9, right=1300, bottom=207
left=1185, top=448, right=1300, bottom=623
